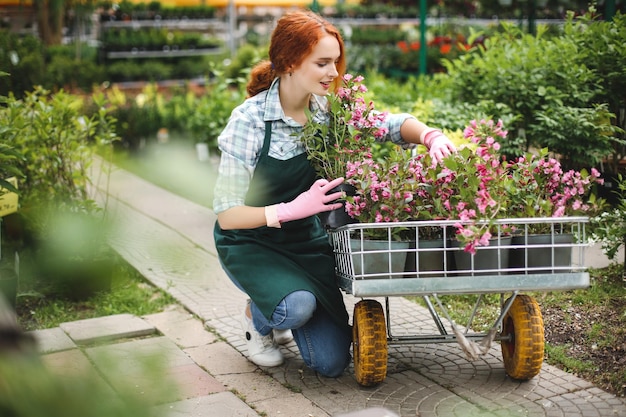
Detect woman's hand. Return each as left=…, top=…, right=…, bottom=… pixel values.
left=422, top=128, right=456, bottom=163
left=275, top=177, right=345, bottom=224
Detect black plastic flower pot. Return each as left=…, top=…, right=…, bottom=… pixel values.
left=317, top=183, right=358, bottom=230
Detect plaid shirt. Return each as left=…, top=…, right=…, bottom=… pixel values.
left=213, top=78, right=416, bottom=214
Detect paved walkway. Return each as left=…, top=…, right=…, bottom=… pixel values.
left=28, top=161, right=626, bottom=417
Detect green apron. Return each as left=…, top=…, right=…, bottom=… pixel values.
left=214, top=120, right=349, bottom=329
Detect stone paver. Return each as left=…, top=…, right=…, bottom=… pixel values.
left=86, top=336, right=225, bottom=403
left=86, top=160, right=626, bottom=417
left=60, top=313, right=156, bottom=345
left=29, top=326, right=76, bottom=353
left=40, top=347, right=118, bottom=400
left=144, top=306, right=218, bottom=348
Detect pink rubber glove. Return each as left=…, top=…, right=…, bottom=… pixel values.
left=275, top=177, right=345, bottom=224
left=422, top=128, right=456, bottom=163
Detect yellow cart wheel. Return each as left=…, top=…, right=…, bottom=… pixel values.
left=500, top=294, right=544, bottom=380
left=352, top=299, right=388, bottom=387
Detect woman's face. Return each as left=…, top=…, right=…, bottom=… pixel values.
left=291, top=35, right=340, bottom=96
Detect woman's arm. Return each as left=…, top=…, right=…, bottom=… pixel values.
left=217, top=178, right=345, bottom=230
left=217, top=206, right=267, bottom=230
left=398, top=117, right=430, bottom=145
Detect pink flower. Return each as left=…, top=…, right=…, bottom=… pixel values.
left=478, top=231, right=492, bottom=246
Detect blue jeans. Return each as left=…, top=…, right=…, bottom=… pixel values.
left=225, top=270, right=352, bottom=378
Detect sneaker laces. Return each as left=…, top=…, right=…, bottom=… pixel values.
left=257, top=331, right=275, bottom=350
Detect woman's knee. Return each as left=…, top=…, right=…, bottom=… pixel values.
left=300, top=324, right=352, bottom=378
left=283, top=290, right=317, bottom=328
left=309, top=346, right=351, bottom=378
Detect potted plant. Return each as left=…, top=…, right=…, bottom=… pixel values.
left=185, top=72, right=245, bottom=161
left=506, top=146, right=605, bottom=272
left=430, top=119, right=511, bottom=249
left=426, top=119, right=512, bottom=274
left=300, top=73, right=389, bottom=177
left=341, top=147, right=419, bottom=277
left=506, top=147, right=604, bottom=224
left=395, top=151, right=455, bottom=277
left=345, top=147, right=459, bottom=277
left=344, top=147, right=419, bottom=235
left=300, top=73, right=389, bottom=229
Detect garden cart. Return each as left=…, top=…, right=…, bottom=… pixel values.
left=328, top=217, right=590, bottom=387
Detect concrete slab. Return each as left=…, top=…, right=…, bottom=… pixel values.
left=85, top=335, right=225, bottom=404
left=154, top=392, right=259, bottom=417
left=60, top=313, right=156, bottom=345
left=41, top=348, right=94, bottom=375
left=41, top=348, right=114, bottom=396
left=144, top=306, right=217, bottom=348
left=185, top=341, right=331, bottom=416
left=28, top=327, right=76, bottom=353
left=185, top=341, right=258, bottom=376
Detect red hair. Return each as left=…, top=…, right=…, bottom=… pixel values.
left=247, top=10, right=346, bottom=97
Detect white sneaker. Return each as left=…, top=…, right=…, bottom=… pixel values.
left=273, top=329, right=293, bottom=345
left=242, top=306, right=284, bottom=367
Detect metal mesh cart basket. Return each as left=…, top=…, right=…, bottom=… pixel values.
left=328, top=217, right=590, bottom=386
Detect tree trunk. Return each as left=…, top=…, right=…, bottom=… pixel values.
left=33, top=0, right=65, bottom=46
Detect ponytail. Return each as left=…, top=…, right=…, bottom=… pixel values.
left=246, top=60, right=275, bottom=98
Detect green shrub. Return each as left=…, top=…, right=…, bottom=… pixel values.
left=0, top=88, right=119, bottom=299
left=441, top=12, right=623, bottom=167
left=110, top=95, right=163, bottom=150
left=533, top=103, right=620, bottom=170
left=185, top=74, right=245, bottom=151
left=142, top=60, right=173, bottom=81
left=158, top=91, right=196, bottom=134
left=351, top=27, right=405, bottom=45
left=0, top=143, right=22, bottom=193
left=223, top=43, right=264, bottom=82
left=563, top=11, right=626, bottom=174
left=0, top=31, right=45, bottom=98
left=45, top=54, right=106, bottom=92
left=591, top=174, right=626, bottom=264
left=1, top=87, right=118, bottom=214
left=106, top=60, right=145, bottom=82
left=169, top=57, right=214, bottom=79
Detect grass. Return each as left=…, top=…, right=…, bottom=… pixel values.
left=544, top=344, right=597, bottom=374
left=16, top=258, right=177, bottom=331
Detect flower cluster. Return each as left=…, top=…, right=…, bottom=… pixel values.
left=300, top=74, right=388, bottom=180
left=344, top=147, right=417, bottom=223
left=431, top=119, right=511, bottom=253
left=345, top=117, right=603, bottom=253
left=507, top=147, right=604, bottom=221
left=344, top=147, right=456, bottom=240
left=441, top=120, right=604, bottom=252
left=394, top=34, right=470, bottom=73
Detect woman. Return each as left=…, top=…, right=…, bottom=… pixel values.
left=213, top=10, right=455, bottom=378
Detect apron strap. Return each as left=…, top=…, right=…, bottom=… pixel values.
left=261, top=121, right=272, bottom=156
